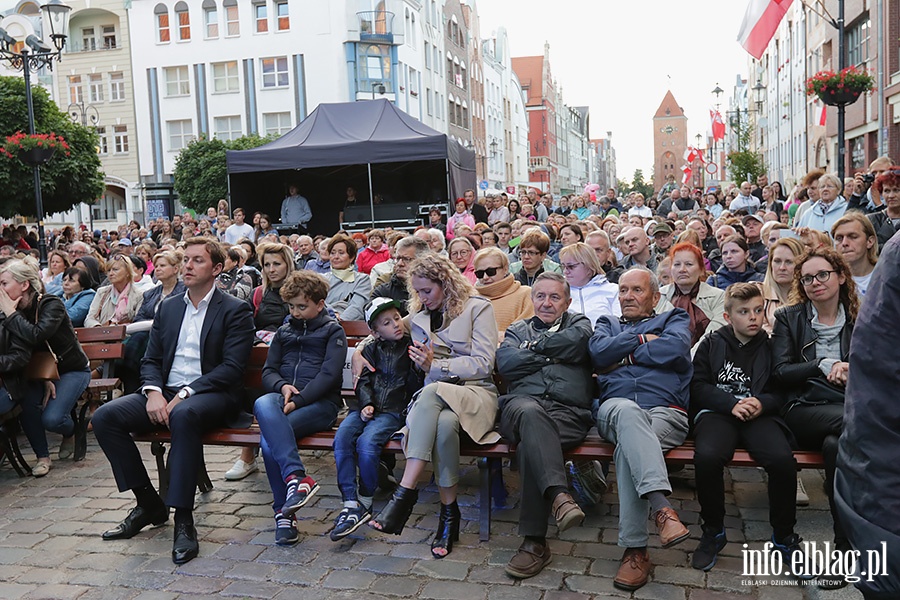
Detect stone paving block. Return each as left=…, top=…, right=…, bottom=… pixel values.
left=19, top=549, right=80, bottom=569
left=633, top=581, right=686, bottom=600
left=2, top=533, right=49, bottom=548
left=78, top=586, right=138, bottom=600
left=115, top=571, right=178, bottom=591
left=322, top=569, right=378, bottom=589
left=172, top=556, right=233, bottom=577
left=347, top=539, right=396, bottom=556
left=222, top=561, right=276, bottom=581
left=518, top=568, right=565, bottom=590
left=587, top=558, right=620, bottom=578
left=164, top=576, right=231, bottom=595
left=389, top=543, right=436, bottom=560
left=0, top=583, right=34, bottom=600
left=256, top=545, right=317, bottom=565
left=650, top=564, right=706, bottom=587
left=16, top=567, right=72, bottom=585
left=219, top=580, right=285, bottom=598
left=130, top=592, right=178, bottom=600
left=563, top=574, right=630, bottom=597
left=412, top=559, right=470, bottom=580
left=419, top=580, right=487, bottom=600
left=467, top=566, right=513, bottom=585
left=706, top=570, right=755, bottom=594
left=310, top=550, right=364, bottom=570
left=368, top=575, right=427, bottom=597
left=689, top=591, right=757, bottom=600
left=357, top=555, right=417, bottom=575
left=0, top=548, right=34, bottom=565
left=268, top=564, right=330, bottom=586
left=22, top=583, right=90, bottom=599
left=541, top=591, right=591, bottom=600
left=211, top=543, right=265, bottom=561
left=487, top=584, right=542, bottom=600
left=544, top=554, right=590, bottom=574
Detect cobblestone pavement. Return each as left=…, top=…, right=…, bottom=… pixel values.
left=0, top=434, right=866, bottom=600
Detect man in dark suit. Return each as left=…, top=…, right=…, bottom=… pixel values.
left=92, top=238, right=254, bottom=565
left=465, top=188, right=489, bottom=225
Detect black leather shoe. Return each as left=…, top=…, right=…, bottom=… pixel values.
left=102, top=505, right=168, bottom=540
left=172, top=523, right=199, bottom=565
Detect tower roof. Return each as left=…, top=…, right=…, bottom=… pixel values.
left=653, top=90, right=685, bottom=119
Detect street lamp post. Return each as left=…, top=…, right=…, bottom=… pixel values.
left=0, top=0, right=72, bottom=269
left=371, top=81, right=385, bottom=100
left=66, top=101, right=100, bottom=128
left=712, top=84, right=723, bottom=173
left=480, top=138, right=498, bottom=186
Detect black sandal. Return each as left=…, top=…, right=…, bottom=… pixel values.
left=431, top=501, right=460, bottom=559
left=370, top=485, right=418, bottom=534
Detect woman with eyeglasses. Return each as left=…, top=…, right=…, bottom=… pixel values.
left=509, top=229, right=562, bottom=287
left=558, top=243, right=619, bottom=327
left=771, top=247, right=857, bottom=569
left=447, top=237, right=477, bottom=284
left=472, top=247, right=533, bottom=334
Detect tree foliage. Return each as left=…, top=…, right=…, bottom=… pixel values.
left=173, top=133, right=275, bottom=213
left=617, top=169, right=655, bottom=198
left=0, top=76, right=104, bottom=218
left=725, top=119, right=766, bottom=185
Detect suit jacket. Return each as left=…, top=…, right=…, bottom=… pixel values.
left=141, top=287, right=254, bottom=404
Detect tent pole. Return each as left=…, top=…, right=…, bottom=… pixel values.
left=445, top=158, right=451, bottom=215
left=367, top=163, right=375, bottom=229
left=226, top=172, right=232, bottom=212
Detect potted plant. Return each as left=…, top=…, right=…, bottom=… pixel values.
left=806, top=66, right=876, bottom=106
left=0, top=132, right=71, bottom=167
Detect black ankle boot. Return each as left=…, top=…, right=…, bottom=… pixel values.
left=431, top=501, right=460, bottom=559
left=371, top=485, right=418, bottom=535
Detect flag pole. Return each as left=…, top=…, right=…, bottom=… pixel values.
left=836, top=0, right=846, bottom=182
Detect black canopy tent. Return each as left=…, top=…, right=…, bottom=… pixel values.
left=225, top=99, right=476, bottom=234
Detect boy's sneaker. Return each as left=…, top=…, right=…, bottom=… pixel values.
left=282, top=475, right=319, bottom=518
left=796, top=475, right=809, bottom=506
left=772, top=533, right=815, bottom=580
left=691, top=528, right=727, bottom=571
left=330, top=505, right=372, bottom=541
left=274, top=512, right=299, bottom=546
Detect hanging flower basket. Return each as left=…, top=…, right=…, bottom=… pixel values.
left=1, top=132, right=71, bottom=166
left=805, top=66, right=875, bottom=107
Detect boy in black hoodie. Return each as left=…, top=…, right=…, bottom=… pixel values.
left=690, top=283, right=803, bottom=575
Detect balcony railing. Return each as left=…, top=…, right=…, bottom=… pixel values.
left=65, top=40, right=120, bottom=54
left=357, top=11, right=394, bottom=43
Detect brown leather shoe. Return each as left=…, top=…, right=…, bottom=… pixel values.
left=551, top=492, right=585, bottom=532
left=614, top=547, right=651, bottom=591
left=505, top=538, right=552, bottom=579
left=655, top=506, right=690, bottom=548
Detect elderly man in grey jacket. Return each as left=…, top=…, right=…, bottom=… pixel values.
left=496, top=272, right=595, bottom=580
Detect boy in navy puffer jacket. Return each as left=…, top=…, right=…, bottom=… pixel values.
left=253, top=271, right=347, bottom=546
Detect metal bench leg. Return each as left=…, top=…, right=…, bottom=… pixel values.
left=150, top=441, right=169, bottom=499
left=478, top=457, right=492, bottom=542
left=0, top=422, right=31, bottom=477
left=73, top=403, right=90, bottom=462
left=197, top=455, right=214, bottom=493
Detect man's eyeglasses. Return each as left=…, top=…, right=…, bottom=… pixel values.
left=800, top=270, right=835, bottom=286
left=519, top=249, right=542, bottom=257
left=475, top=266, right=500, bottom=279
left=395, top=256, right=414, bottom=264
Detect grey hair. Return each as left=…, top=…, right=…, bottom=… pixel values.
left=533, top=271, right=570, bottom=300
left=585, top=229, right=611, bottom=246
left=395, top=235, right=430, bottom=255
left=427, top=228, right=446, bottom=250
left=623, top=266, right=659, bottom=295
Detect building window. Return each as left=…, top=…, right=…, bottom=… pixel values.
left=96, top=126, right=108, bottom=155
left=448, top=99, right=455, bottom=126
left=68, top=75, right=83, bottom=104
left=168, top=119, right=194, bottom=150
left=211, top=61, right=239, bottom=93
left=408, top=66, right=418, bottom=96
left=426, top=88, right=432, bottom=115
left=113, top=125, right=129, bottom=153
left=276, top=1, right=289, bottom=31
left=260, top=56, right=288, bottom=88
left=102, top=25, right=116, bottom=49
left=109, top=72, right=125, bottom=101
left=155, top=3, right=170, bottom=43
left=356, top=44, right=392, bottom=93
left=203, top=0, right=218, bottom=38
left=424, top=42, right=431, bottom=70
left=846, top=16, right=871, bottom=67
left=164, top=65, right=190, bottom=97
left=223, top=0, right=239, bottom=35
left=174, top=1, right=191, bottom=40
left=81, top=27, right=96, bottom=51
left=213, top=115, right=242, bottom=141
left=254, top=3, right=268, bottom=33
left=89, top=74, right=104, bottom=103
left=263, top=112, right=292, bottom=136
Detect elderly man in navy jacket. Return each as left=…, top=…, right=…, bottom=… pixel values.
left=589, top=267, right=693, bottom=592
left=92, top=238, right=254, bottom=565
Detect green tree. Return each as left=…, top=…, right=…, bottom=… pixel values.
left=726, top=120, right=766, bottom=185
left=0, top=76, right=104, bottom=218
left=616, top=169, right=654, bottom=198
left=173, top=133, right=275, bottom=213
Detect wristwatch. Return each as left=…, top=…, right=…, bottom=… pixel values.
left=441, top=360, right=450, bottom=377
left=177, top=388, right=191, bottom=400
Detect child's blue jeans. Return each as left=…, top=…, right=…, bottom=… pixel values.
left=333, top=410, right=404, bottom=502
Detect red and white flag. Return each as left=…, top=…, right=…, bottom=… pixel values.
left=684, top=146, right=706, bottom=164
left=711, top=110, right=726, bottom=141
left=819, top=103, right=827, bottom=126
left=681, top=165, right=693, bottom=185
left=737, top=0, right=794, bottom=59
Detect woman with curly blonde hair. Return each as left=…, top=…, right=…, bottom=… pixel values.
left=368, top=253, right=498, bottom=560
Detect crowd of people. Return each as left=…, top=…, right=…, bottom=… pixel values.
left=0, top=160, right=897, bottom=597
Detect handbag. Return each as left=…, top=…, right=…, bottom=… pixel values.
left=801, top=377, right=845, bottom=404
left=23, top=295, right=60, bottom=381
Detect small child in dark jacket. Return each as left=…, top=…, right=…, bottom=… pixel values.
left=329, top=297, right=423, bottom=541
left=253, top=271, right=347, bottom=546
left=689, top=283, right=804, bottom=575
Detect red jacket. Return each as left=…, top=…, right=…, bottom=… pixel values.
left=356, top=246, right=391, bottom=275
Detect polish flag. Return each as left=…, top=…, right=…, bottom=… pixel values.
left=819, top=103, right=827, bottom=126
left=737, top=0, right=794, bottom=60
left=711, top=110, right=726, bottom=141
left=681, top=165, right=693, bottom=185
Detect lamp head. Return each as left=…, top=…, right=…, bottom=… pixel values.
left=0, top=27, right=15, bottom=50
left=25, top=34, right=52, bottom=53
left=41, top=0, right=72, bottom=52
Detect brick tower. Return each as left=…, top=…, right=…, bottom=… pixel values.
left=652, top=90, right=688, bottom=192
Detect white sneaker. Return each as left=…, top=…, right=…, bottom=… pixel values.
left=796, top=475, right=809, bottom=506
left=225, top=458, right=258, bottom=481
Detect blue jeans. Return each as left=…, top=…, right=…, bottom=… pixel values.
left=334, top=410, right=403, bottom=502
left=254, top=392, right=338, bottom=511
left=19, top=368, right=91, bottom=459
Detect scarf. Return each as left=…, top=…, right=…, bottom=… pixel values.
left=331, top=267, right=356, bottom=283
left=112, top=283, right=132, bottom=325
left=671, top=282, right=710, bottom=346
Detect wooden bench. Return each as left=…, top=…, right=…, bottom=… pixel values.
left=130, top=320, right=826, bottom=542
left=73, top=326, right=127, bottom=462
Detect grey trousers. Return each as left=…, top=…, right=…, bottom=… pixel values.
left=596, top=397, right=688, bottom=548
left=405, top=385, right=462, bottom=487
left=499, top=395, right=591, bottom=537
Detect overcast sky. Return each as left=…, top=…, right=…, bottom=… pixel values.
left=475, top=0, right=753, bottom=182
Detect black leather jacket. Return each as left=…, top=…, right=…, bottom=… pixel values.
left=771, top=302, right=853, bottom=412
left=356, top=335, right=423, bottom=415
left=4, top=294, right=89, bottom=374
left=0, top=312, right=35, bottom=401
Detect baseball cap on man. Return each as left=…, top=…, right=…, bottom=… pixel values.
left=118, top=238, right=133, bottom=246
left=742, top=214, right=765, bottom=225
left=650, top=223, right=673, bottom=236
left=365, top=297, right=403, bottom=327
